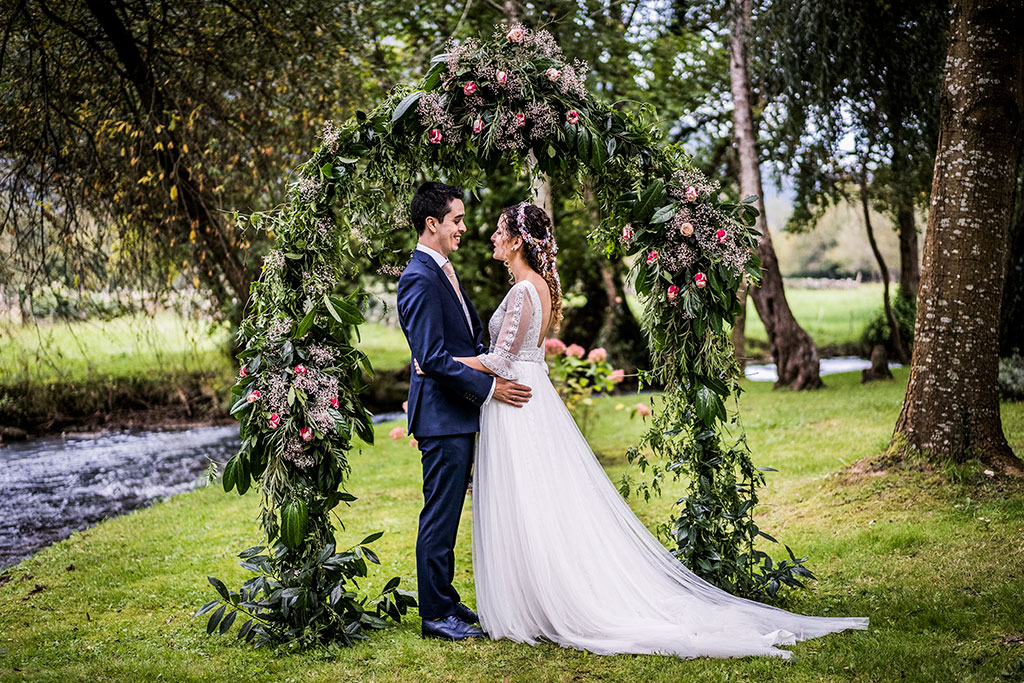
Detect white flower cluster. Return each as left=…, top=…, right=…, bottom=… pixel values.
left=321, top=120, right=341, bottom=154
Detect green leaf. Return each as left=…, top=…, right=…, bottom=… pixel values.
left=649, top=203, right=678, bottom=225
left=218, top=610, right=237, bottom=635
left=391, top=91, right=423, bottom=124
left=280, top=500, right=308, bottom=549
left=206, top=605, right=226, bottom=635
left=422, top=61, right=445, bottom=90
left=383, top=576, right=401, bottom=593
left=208, top=576, right=230, bottom=601
left=194, top=599, right=220, bottom=617
left=360, top=531, right=384, bottom=545
left=222, top=456, right=239, bottom=493
left=742, top=194, right=759, bottom=204
left=229, top=397, right=250, bottom=416
left=296, top=308, right=316, bottom=337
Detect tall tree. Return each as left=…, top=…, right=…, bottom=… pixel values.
left=728, top=0, right=821, bottom=389
left=763, top=0, right=948, bottom=303
left=891, top=0, right=1023, bottom=468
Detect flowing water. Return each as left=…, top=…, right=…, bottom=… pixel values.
left=745, top=356, right=901, bottom=382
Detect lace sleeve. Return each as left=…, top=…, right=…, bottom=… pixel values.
left=477, top=284, right=535, bottom=380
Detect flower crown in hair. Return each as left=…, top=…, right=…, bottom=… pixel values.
left=513, top=201, right=561, bottom=290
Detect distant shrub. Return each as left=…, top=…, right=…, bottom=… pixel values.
left=999, top=354, right=1024, bottom=400
left=861, top=291, right=916, bottom=355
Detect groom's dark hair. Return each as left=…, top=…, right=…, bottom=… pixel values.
left=411, top=181, right=464, bottom=235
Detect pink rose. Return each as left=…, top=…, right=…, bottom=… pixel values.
left=566, top=110, right=579, bottom=124
left=680, top=221, right=694, bottom=237
left=565, top=344, right=585, bottom=359
left=667, top=285, right=680, bottom=301
left=268, top=413, right=280, bottom=429
left=506, top=26, right=525, bottom=43
left=239, top=366, right=247, bottom=378
left=716, top=229, right=727, bottom=243
left=330, top=396, right=339, bottom=410
left=685, top=186, right=698, bottom=202
left=409, top=437, right=418, bottom=448
left=300, top=426, right=313, bottom=442
left=246, top=390, right=261, bottom=403
left=389, top=426, right=407, bottom=440
left=587, top=347, right=608, bottom=363
left=610, top=369, right=625, bottom=383
left=635, top=402, right=653, bottom=417
left=428, top=129, right=443, bottom=144
left=472, top=118, right=485, bottom=134
left=402, top=400, right=409, bottom=413
left=546, top=67, right=561, bottom=81
left=463, top=81, right=477, bottom=95
left=647, top=250, right=658, bottom=265
left=514, top=112, right=526, bottom=127
left=544, top=338, right=567, bottom=356
left=621, top=225, right=633, bottom=241
left=695, top=272, right=707, bottom=288
left=294, top=364, right=307, bottom=375
left=496, top=70, right=508, bottom=85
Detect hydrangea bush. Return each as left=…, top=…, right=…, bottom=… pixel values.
left=204, top=22, right=808, bottom=646
left=545, top=340, right=624, bottom=437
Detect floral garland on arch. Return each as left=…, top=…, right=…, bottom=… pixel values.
left=199, top=22, right=811, bottom=648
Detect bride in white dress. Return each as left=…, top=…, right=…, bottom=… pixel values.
left=450, top=202, right=867, bottom=659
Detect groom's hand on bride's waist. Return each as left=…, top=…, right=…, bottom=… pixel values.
left=493, top=377, right=531, bottom=407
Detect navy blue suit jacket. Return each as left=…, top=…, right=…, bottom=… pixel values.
left=396, top=249, right=494, bottom=438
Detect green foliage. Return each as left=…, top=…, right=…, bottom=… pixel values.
left=861, top=291, right=917, bottom=354
left=545, top=342, right=623, bottom=437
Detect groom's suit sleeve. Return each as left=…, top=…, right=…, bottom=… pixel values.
left=398, top=272, right=495, bottom=407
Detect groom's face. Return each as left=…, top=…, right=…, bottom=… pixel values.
left=430, top=198, right=467, bottom=257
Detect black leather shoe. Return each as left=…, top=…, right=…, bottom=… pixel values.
left=454, top=603, right=479, bottom=624
left=421, top=615, right=486, bottom=640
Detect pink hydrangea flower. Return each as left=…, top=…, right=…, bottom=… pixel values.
left=681, top=221, right=694, bottom=237
left=496, top=70, right=508, bottom=85
left=566, top=110, right=579, bottom=124
left=716, top=229, right=728, bottom=243
left=300, top=426, right=313, bottom=441
left=428, top=129, right=443, bottom=144
left=330, top=396, right=339, bottom=410
left=546, top=67, right=561, bottom=81
left=684, top=186, right=698, bottom=202
left=389, top=426, right=407, bottom=440
left=506, top=26, right=525, bottom=43
left=565, top=344, right=585, bottom=359
left=667, top=285, right=680, bottom=301
left=647, top=250, right=658, bottom=265
left=472, top=118, right=485, bottom=134
left=635, top=402, right=653, bottom=417
left=246, top=390, right=261, bottom=403
left=695, top=272, right=708, bottom=288
left=294, top=364, right=307, bottom=375
left=409, top=437, right=419, bottom=448
left=544, top=338, right=567, bottom=356
left=610, top=369, right=625, bottom=383
left=268, top=413, right=280, bottom=429
left=587, top=347, right=608, bottom=363
left=463, top=81, right=477, bottom=95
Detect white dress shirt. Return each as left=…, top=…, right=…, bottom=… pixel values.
left=414, top=243, right=496, bottom=405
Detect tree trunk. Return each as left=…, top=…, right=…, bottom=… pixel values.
left=892, top=0, right=1023, bottom=469
left=728, top=0, right=821, bottom=390
left=999, top=150, right=1024, bottom=357
left=896, top=200, right=920, bottom=302
left=860, top=170, right=910, bottom=364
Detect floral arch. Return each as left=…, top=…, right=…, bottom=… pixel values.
left=201, top=24, right=798, bottom=648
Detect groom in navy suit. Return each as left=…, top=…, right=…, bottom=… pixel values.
left=396, top=182, right=532, bottom=641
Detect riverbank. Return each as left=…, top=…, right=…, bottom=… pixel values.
left=1, top=369, right=1022, bottom=682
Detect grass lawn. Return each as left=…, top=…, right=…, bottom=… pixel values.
left=1, top=369, right=1022, bottom=681
left=742, top=284, right=885, bottom=355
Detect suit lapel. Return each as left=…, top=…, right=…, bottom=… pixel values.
left=415, top=250, right=473, bottom=335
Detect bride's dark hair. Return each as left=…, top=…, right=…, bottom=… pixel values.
left=501, top=202, right=563, bottom=330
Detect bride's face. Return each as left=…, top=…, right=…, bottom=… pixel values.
left=491, top=214, right=522, bottom=262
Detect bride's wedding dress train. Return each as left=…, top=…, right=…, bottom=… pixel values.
left=472, top=280, right=867, bottom=659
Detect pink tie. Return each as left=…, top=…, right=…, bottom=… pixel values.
left=441, top=261, right=472, bottom=328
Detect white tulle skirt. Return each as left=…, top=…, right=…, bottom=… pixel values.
left=472, top=358, right=867, bottom=659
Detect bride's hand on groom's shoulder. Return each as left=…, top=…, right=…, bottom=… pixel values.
left=493, top=377, right=532, bottom=407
